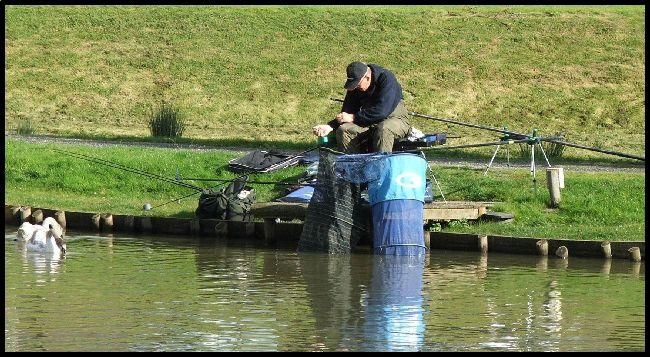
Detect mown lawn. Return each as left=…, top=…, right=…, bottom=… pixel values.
left=5, top=139, right=644, bottom=241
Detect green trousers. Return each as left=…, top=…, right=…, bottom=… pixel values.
left=335, top=100, right=411, bottom=153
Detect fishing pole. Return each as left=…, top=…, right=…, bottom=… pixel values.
left=538, top=137, right=645, bottom=161
left=51, top=147, right=204, bottom=191
left=428, top=138, right=530, bottom=150
left=330, top=97, right=645, bottom=161
left=176, top=176, right=300, bottom=186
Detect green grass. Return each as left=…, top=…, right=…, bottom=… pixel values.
left=5, top=139, right=644, bottom=241
left=432, top=166, right=645, bottom=241
left=4, top=139, right=306, bottom=218
left=4, top=5, right=645, bottom=160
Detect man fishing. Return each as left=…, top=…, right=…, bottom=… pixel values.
left=313, top=61, right=412, bottom=153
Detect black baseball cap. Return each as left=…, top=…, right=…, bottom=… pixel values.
left=343, top=62, right=368, bottom=90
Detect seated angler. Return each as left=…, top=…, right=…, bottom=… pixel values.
left=313, top=61, right=412, bottom=153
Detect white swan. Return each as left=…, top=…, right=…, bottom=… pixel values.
left=16, top=221, right=39, bottom=242
left=16, top=217, right=64, bottom=242
left=25, top=224, right=67, bottom=256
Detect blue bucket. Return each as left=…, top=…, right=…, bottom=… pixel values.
left=368, top=153, right=427, bottom=255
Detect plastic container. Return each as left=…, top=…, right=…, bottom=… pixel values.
left=367, top=153, right=427, bottom=255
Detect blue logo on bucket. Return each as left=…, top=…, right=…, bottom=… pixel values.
left=368, top=153, right=427, bottom=205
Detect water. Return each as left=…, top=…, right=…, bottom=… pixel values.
left=5, top=228, right=645, bottom=352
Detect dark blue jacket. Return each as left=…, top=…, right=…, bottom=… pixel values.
left=329, top=64, right=403, bottom=128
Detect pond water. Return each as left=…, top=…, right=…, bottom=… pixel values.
left=4, top=228, right=645, bottom=352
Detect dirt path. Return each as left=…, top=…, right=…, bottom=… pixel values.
left=6, top=134, right=645, bottom=173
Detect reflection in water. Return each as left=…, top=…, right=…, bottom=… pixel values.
left=601, top=259, right=612, bottom=276
left=5, top=231, right=646, bottom=352
left=298, top=253, right=365, bottom=351
left=298, top=253, right=427, bottom=352
left=16, top=242, right=65, bottom=278
left=544, top=280, right=563, bottom=334
left=362, top=255, right=426, bottom=352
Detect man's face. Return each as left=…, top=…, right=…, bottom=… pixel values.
left=349, top=70, right=371, bottom=92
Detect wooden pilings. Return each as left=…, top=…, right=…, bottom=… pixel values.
left=3, top=204, right=645, bottom=260
left=601, top=241, right=612, bottom=259
left=10, top=206, right=21, bottom=223
left=55, top=211, right=66, bottom=232
left=92, top=213, right=101, bottom=230
left=19, top=206, right=32, bottom=224
left=101, top=214, right=114, bottom=231
left=546, top=167, right=564, bottom=208
left=478, top=235, right=488, bottom=254
left=31, top=209, right=44, bottom=224
left=628, top=247, right=642, bottom=262
left=92, top=213, right=115, bottom=232
left=555, top=245, right=569, bottom=259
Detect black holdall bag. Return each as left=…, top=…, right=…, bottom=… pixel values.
left=195, top=177, right=255, bottom=221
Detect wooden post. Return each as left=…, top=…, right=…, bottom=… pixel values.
left=628, top=247, right=641, bottom=262
left=31, top=209, right=44, bottom=224
left=19, top=206, right=32, bottom=224
left=536, top=239, right=548, bottom=256
left=555, top=245, right=568, bottom=259
left=546, top=168, right=562, bottom=208
left=11, top=206, right=22, bottom=224
left=54, top=211, right=66, bottom=232
left=91, top=213, right=101, bottom=230
left=101, top=213, right=114, bottom=231
left=478, top=235, right=488, bottom=254
left=601, top=241, right=612, bottom=259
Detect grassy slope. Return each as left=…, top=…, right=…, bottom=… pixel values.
left=4, top=5, right=645, bottom=160
left=5, top=139, right=645, bottom=241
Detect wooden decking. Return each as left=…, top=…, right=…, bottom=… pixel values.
left=251, top=201, right=497, bottom=223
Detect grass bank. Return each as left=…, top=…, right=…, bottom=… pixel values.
left=5, top=139, right=644, bottom=241
left=4, top=5, right=645, bottom=161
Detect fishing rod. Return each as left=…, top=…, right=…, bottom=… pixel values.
left=176, top=176, right=300, bottom=186
left=330, top=98, right=645, bottom=161
left=51, top=147, right=203, bottom=191
left=428, top=138, right=530, bottom=150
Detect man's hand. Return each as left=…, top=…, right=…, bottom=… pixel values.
left=335, top=112, right=354, bottom=124
left=312, top=124, right=333, bottom=137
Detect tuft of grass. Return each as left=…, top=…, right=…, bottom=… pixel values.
left=149, top=102, right=185, bottom=138
left=16, top=118, right=35, bottom=135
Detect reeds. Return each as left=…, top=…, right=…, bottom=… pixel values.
left=149, top=102, right=185, bottom=138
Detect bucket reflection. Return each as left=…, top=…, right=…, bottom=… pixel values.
left=362, top=254, right=426, bottom=352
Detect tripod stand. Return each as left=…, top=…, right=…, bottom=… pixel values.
left=484, top=130, right=553, bottom=188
